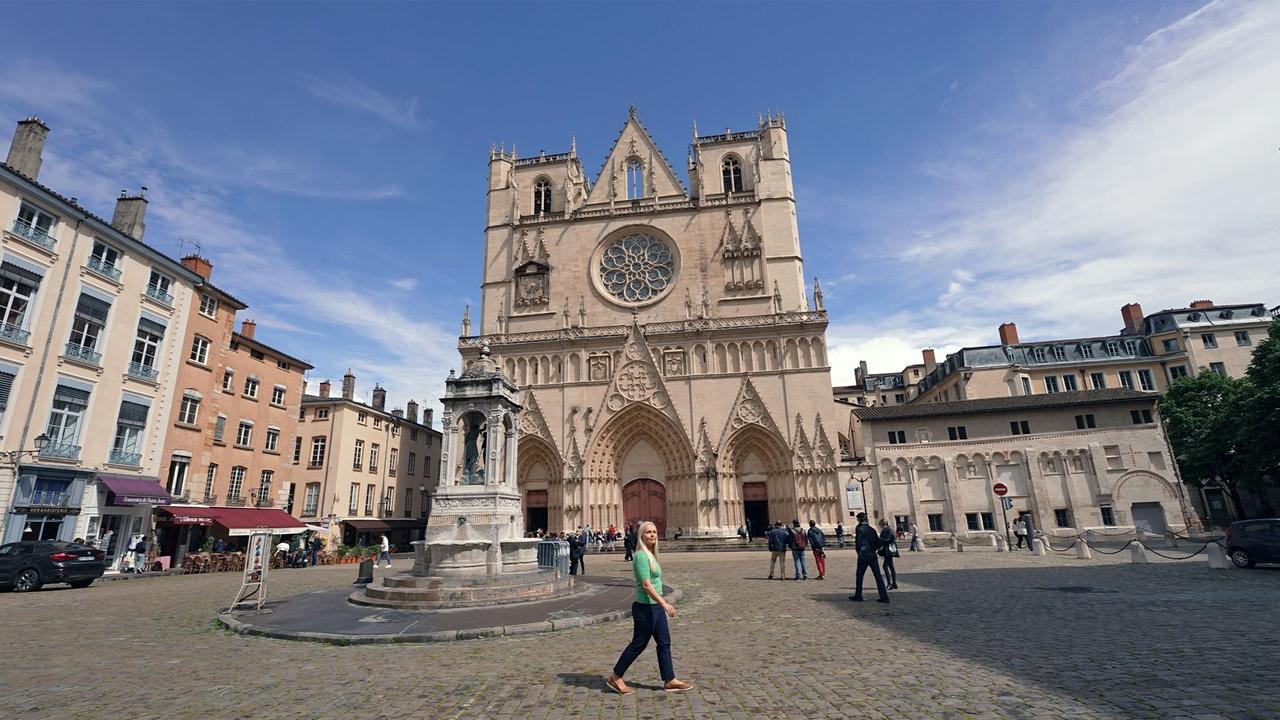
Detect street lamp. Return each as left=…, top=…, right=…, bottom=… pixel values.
left=1, top=433, right=50, bottom=466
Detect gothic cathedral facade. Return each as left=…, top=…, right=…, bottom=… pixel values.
left=456, top=108, right=839, bottom=539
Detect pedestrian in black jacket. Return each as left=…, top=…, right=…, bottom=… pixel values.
left=849, top=513, right=889, bottom=603
left=766, top=522, right=789, bottom=580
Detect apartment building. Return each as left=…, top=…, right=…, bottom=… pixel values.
left=0, top=118, right=202, bottom=557
left=296, top=371, right=440, bottom=551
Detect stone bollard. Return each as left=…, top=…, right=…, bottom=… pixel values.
left=948, top=533, right=958, bottom=550
left=1076, top=539, right=1092, bottom=560
left=995, top=534, right=1008, bottom=552
left=989, top=534, right=998, bottom=548
left=1129, top=541, right=1150, bottom=564
left=956, top=540, right=965, bottom=553
left=1032, top=538, right=1047, bottom=556
left=1205, top=543, right=1231, bottom=569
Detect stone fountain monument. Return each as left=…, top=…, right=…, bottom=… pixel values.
left=353, top=347, right=573, bottom=609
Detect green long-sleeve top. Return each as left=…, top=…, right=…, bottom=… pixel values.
left=632, top=550, right=663, bottom=604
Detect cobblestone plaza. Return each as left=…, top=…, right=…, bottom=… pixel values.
left=2, top=548, right=1276, bottom=720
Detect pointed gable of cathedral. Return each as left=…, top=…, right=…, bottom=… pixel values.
left=695, top=417, right=717, bottom=473
left=718, top=377, right=785, bottom=450
left=585, top=108, right=688, bottom=205
left=792, top=413, right=815, bottom=470
left=517, top=389, right=558, bottom=454
left=812, top=413, right=835, bottom=469
left=596, top=321, right=686, bottom=433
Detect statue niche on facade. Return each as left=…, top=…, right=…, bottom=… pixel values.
left=461, top=412, right=487, bottom=484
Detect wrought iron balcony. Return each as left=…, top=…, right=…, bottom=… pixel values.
left=225, top=495, right=246, bottom=507
left=39, top=442, right=81, bottom=461
left=202, top=494, right=218, bottom=505
left=10, top=219, right=55, bottom=250
left=127, top=361, right=159, bottom=382
left=255, top=497, right=275, bottom=508
left=86, top=256, right=122, bottom=281
left=144, top=284, right=173, bottom=306
left=29, top=490, right=70, bottom=506
left=64, top=342, right=102, bottom=366
left=0, top=322, right=31, bottom=346
left=108, top=449, right=142, bottom=466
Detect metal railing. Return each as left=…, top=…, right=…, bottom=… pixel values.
left=127, top=361, right=159, bottom=382
left=144, top=284, right=173, bottom=306
left=64, top=342, right=102, bottom=366
left=9, top=219, right=56, bottom=250
left=39, top=442, right=81, bottom=461
left=86, top=256, right=122, bottom=281
left=225, top=495, right=246, bottom=507
left=29, top=490, right=69, bottom=506
left=108, top=450, right=142, bottom=466
left=0, top=322, right=31, bottom=346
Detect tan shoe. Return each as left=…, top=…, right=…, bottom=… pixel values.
left=605, top=674, right=633, bottom=695
left=664, top=679, right=694, bottom=693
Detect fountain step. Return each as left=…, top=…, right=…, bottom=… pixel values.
left=352, top=569, right=577, bottom=610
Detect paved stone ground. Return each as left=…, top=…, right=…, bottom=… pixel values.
left=1, top=546, right=1276, bottom=720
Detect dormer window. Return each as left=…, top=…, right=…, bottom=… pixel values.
left=1053, top=347, right=1067, bottom=362
left=533, top=178, right=552, bottom=215
left=722, top=155, right=743, bottom=193
left=626, top=157, right=644, bottom=200
left=1033, top=347, right=1047, bottom=363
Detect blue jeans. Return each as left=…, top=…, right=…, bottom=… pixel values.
left=613, top=602, right=674, bottom=682
left=791, top=549, right=808, bottom=579
left=855, top=551, right=888, bottom=600
left=377, top=550, right=392, bottom=567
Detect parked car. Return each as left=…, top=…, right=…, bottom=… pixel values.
left=0, top=540, right=107, bottom=592
left=1224, top=518, right=1280, bottom=569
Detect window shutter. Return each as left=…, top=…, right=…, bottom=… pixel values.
left=118, top=400, right=149, bottom=427
left=138, top=317, right=166, bottom=337
left=75, top=293, right=111, bottom=324
left=0, top=261, right=42, bottom=285
left=53, top=384, right=91, bottom=405
left=0, top=371, right=14, bottom=409
left=214, top=415, right=226, bottom=441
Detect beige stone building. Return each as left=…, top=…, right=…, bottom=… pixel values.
left=456, top=109, right=839, bottom=539
left=851, top=389, right=1190, bottom=542
left=297, top=372, right=441, bottom=550
left=0, top=118, right=203, bottom=553
left=152, top=255, right=312, bottom=564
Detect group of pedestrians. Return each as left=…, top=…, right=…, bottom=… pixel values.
left=565, top=524, right=631, bottom=575
left=765, top=519, right=828, bottom=580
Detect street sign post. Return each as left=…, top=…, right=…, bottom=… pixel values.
left=993, top=484, right=1011, bottom=549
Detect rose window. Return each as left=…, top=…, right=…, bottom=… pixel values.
left=599, top=234, right=674, bottom=303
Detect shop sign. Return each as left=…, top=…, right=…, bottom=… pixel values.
left=228, top=530, right=271, bottom=611
left=13, top=506, right=81, bottom=516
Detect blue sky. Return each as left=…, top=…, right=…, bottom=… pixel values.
left=2, top=1, right=1277, bottom=421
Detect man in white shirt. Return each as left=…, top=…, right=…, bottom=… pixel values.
left=377, top=534, right=392, bottom=568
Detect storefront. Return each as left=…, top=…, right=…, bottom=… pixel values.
left=192, top=506, right=306, bottom=548
left=154, top=505, right=216, bottom=568
left=3, top=466, right=91, bottom=545
left=342, top=518, right=427, bottom=551
left=80, top=475, right=174, bottom=571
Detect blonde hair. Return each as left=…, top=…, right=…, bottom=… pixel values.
left=636, top=521, right=660, bottom=573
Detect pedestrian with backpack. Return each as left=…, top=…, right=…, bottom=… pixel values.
left=807, top=519, right=827, bottom=580
left=788, top=519, right=809, bottom=580
left=849, top=512, right=889, bottom=603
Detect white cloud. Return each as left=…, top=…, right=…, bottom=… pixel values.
left=389, top=277, right=418, bottom=291
left=828, top=0, right=1280, bottom=375
left=299, top=73, right=422, bottom=129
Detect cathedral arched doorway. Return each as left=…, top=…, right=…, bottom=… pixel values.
left=742, top=480, right=769, bottom=538
left=517, top=436, right=561, bottom=534
left=721, top=423, right=793, bottom=534
left=623, top=478, right=667, bottom=538
left=585, top=403, right=695, bottom=536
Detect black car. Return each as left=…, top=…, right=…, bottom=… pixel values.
left=1224, top=518, right=1280, bottom=569
left=0, top=540, right=107, bottom=592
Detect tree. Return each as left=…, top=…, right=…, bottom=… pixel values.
left=1242, top=318, right=1280, bottom=495
left=1160, top=371, right=1253, bottom=518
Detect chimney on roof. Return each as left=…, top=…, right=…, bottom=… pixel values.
left=1120, top=302, right=1144, bottom=335
left=424, top=408, right=434, bottom=427
left=181, top=255, right=213, bottom=280
left=342, top=369, right=355, bottom=400
left=111, top=187, right=148, bottom=239
left=998, top=322, right=1020, bottom=345
left=406, top=399, right=419, bottom=424
left=6, top=117, right=49, bottom=180
left=391, top=408, right=404, bottom=419
left=319, top=380, right=331, bottom=398
left=240, top=318, right=256, bottom=339
left=372, top=385, right=387, bottom=411
left=922, top=349, right=937, bottom=372
left=1189, top=299, right=1214, bottom=309
left=856, top=360, right=868, bottom=386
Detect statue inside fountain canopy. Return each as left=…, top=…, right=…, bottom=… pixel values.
left=461, top=413, right=487, bottom=484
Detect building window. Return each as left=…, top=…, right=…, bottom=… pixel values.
left=1169, top=365, right=1189, bottom=380
left=243, top=376, right=259, bottom=398
left=88, top=241, right=122, bottom=279
left=258, top=470, right=274, bottom=502
left=1201, top=333, right=1217, bottom=349
left=45, top=384, right=89, bottom=455
left=410, top=429, right=418, bottom=441
left=265, top=427, right=280, bottom=452
left=353, top=440, right=364, bottom=470
left=348, top=484, right=359, bottom=514
left=1080, top=345, right=1094, bottom=359
left=271, top=385, right=286, bottom=406
left=68, top=293, right=109, bottom=362
left=277, top=359, right=289, bottom=370
left=1054, top=508, right=1071, bottom=528
left=626, top=157, right=645, bottom=200
left=373, top=417, right=382, bottom=429
left=1118, top=371, right=1134, bottom=389
left=1043, top=376, right=1060, bottom=394
left=1053, top=347, right=1067, bottom=362
left=316, top=408, right=329, bottom=419
left=947, top=426, right=968, bottom=441
left=358, top=412, right=367, bottom=425
left=927, top=514, right=945, bottom=532
left=369, top=443, right=380, bottom=473
left=404, top=487, right=413, bottom=518
left=222, top=369, right=234, bottom=392
left=15, top=202, right=57, bottom=244
left=189, top=335, right=210, bottom=365
left=389, top=448, right=399, bottom=476
left=235, top=421, right=253, bottom=447
left=1148, top=451, right=1167, bottom=470
left=199, top=294, right=218, bottom=319
left=1103, top=445, right=1124, bottom=470
left=365, top=484, right=375, bottom=515
left=1137, top=369, right=1155, bottom=391
left=309, top=437, right=326, bottom=467
left=980, top=512, right=995, bottom=530
left=303, top=483, right=320, bottom=516
left=1105, top=341, right=1120, bottom=357
left=292, top=436, right=303, bottom=464
left=1074, top=414, right=1096, bottom=429
left=1209, top=362, right=1227, bottom=376
left=1010, top=420, right=1031, bottom=435
left=887, top=430, right=906, bottom=445
left=1162, top=338, right=1179, bottom=353
left=722, top=155, right=743, bottom=193
left=895, top=393, right=906, bottom=403
left=166, top=456, right=190, bottom=496
left=533, top=178, right=552, bottom=214
left=131, top=319, right=165, bottom=374
left=0, top=261, right=41, bottom=336
left=1021, top=377, right=1032, bottom=396
left=1126, top=340, right=1139, bottom=355
left=1090, top=372, right=1106, bottom=389
left=1130, top=409, right=1153, bottom=425
left=965, top=513, right=980, bottom=531
left=1061, top=374, right=1078, bottom=391
left=178, top=394, right=200, bottom=425
left=1033, top=347, right=1047, bottom=363
left=1100, top=505, right=1116, bottom=526
left=111, top=399, right=148, bottom=465
left=213, top=414, right=226, bottom=443
left=146, top=269, right=173, bottom=304
left=391, top=424, right=400, bottom=438
left=382, top=488, right=394, bottom=516
left=408, top=452, right=416, bottom=475
left=1235, top=330, right=1251, bottom=346
left=204, top=463, right=218, bottom=500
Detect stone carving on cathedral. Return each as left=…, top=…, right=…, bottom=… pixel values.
left=792, top=414, right=815, bottom=470
left=663, top=350, right=685, bottom=376
left=597, top=322, right=684, bottom=429
left=719, top=377, right=784, bottom=446
left=812, top=413, right=836, bottom=468
left=517, top=390, right=557, bottom=453
left=695, top=418, right=717, bottom=475
left=588, top=353, right=611, bottom=381
left=719, top=209, right=765, bottom=295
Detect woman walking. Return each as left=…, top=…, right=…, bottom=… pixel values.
left=606, top=521, right=693, bottom=695
left=878, top=519, right=899, bottom=590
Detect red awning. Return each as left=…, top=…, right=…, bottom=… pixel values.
left=156, top=506, right=215, bottom=525
left=200, top=507, right=307, bottom=536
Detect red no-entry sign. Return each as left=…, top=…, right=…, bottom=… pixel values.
left=992, top=483, right=1009, bottom=497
